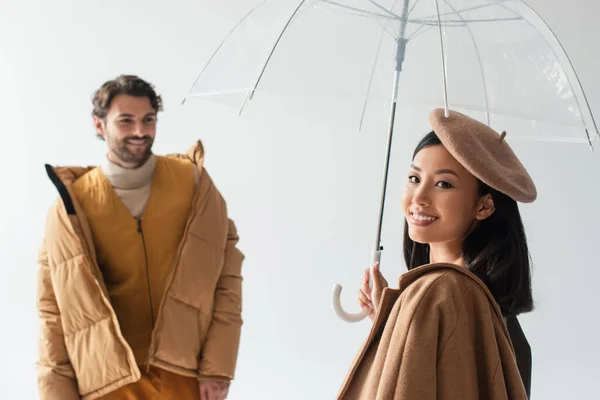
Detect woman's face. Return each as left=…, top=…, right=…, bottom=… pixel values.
left=401, top=144, right=494, bottom=247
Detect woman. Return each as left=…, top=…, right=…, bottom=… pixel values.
left=338, top=109, right=534, bottom=399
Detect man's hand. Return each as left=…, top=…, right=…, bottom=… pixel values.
left=199, top=380, right=230, bottom=400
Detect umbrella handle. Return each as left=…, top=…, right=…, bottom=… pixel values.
left=331, top=250, right=381, bottom=323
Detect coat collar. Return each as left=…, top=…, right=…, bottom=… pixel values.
left=393, top=262, right=506, bottom=328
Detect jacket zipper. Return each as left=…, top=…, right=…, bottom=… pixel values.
left=137, top=219, right=155, bottom=329
left=138, top=219, right=156, bottom=373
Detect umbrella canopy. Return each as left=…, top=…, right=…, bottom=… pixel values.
left=183, top=0, right=599, bottom=145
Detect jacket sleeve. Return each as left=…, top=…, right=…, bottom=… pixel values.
left=36, top=240, right=80, bottom=399
left=198, top=218, right=244, bottom=382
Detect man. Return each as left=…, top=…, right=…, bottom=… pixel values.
left=36, top=75, right=244, bottom=400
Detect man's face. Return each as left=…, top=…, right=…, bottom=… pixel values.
left=94, top=94, right=157, bottom=169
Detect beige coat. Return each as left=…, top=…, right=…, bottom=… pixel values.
left=36, top=141, right=244, bottom=399
left=338, top=263, right=528, bottom=400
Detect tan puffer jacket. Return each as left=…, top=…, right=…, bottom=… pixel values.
left=36, top=141, right=244, bottom=399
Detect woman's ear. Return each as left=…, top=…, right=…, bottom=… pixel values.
left=476, top=194, right=496, bottom=221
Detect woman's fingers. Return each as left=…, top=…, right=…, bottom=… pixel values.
left=361, top=269, right=372, bottom=301
left=358, top=289, right=372, bottom=311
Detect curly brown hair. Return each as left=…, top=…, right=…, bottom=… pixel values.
left=92, top=75, right=163, bottom=137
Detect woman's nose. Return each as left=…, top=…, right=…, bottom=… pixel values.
left=413, top=185, right=430, bottom=206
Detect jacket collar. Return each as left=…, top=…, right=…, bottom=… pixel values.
left=44, top=140, right=205, bottom=215
left=46, top=140, right=205, bottom=185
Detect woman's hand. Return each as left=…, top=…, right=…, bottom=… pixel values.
left=357, top=262, right=389, bottom=321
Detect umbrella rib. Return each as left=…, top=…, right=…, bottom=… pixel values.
left=368, top=2, right=399, bottom=39
left=240, top=0, right=310, bottom=114
left=410, top=16, right=521, bottom=24
left=367, top=0, right=401, bottom=19
left=406, top=23, right=426, bottom=40
left=409, top=19, right=465, bottom=26
left=510, top=0, right=599, bottom=145
left=376, top=18, right=399, bottom=39
left=415, top=0, right=512, bottom=22
left=181, top=1, right=267, bottom=105
left=441, top=0, right=490, bottom=125
left=318, top=0, right=397, bottom=20
left=359, top=14, right=392, bottom=131
left=406, top=24, right=434, bottom=41
left=407, top=0, right=423, bottom=18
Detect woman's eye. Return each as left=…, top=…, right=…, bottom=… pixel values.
left=119, top=119, right=133, bottom=124
left=408, top=176, right=419, bottom=184
left=436, top=181, right=453, bottom=189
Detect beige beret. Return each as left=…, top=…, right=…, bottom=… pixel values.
left=429, top=108, right=537, bottom=203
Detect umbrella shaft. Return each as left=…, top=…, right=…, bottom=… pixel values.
left=375, top=70, right=401, bottom=252
left=395, top=39, right=407, bottom=75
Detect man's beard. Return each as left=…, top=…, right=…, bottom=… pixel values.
left=111, top=136, right=154, bottom=168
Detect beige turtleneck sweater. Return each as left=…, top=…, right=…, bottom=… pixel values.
left=100, top=155, right=157, bottom=219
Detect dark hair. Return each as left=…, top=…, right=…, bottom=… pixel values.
left=92, top=75, right=163, bottom=138
left=403, top=131, right=533, bottom=316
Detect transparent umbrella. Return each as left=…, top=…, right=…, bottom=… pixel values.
left=182, top=0, right=600, bottom=322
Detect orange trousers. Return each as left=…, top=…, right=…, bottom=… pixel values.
left=98, top=365, right=200, bottom=400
